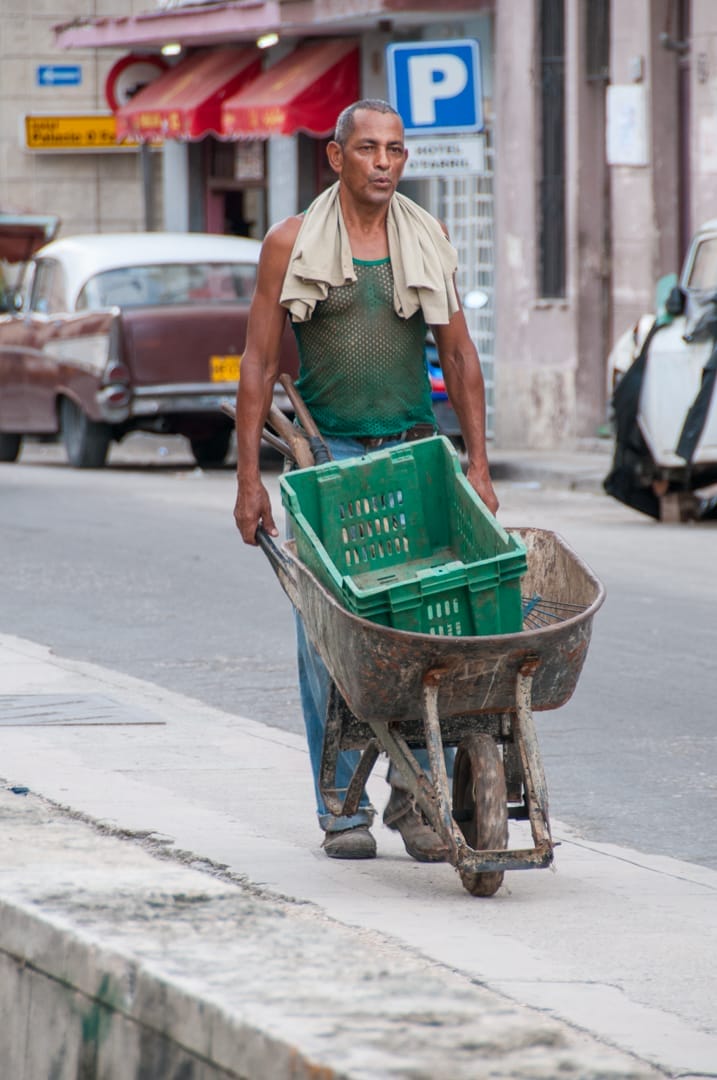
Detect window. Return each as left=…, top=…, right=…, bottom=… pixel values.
left=539, top=0, right=566, bottom=298
left=585, top=0, right=610, bottom=83
left=76, top=262, right=258, bottom=310
left=30, top=259, right=66, bottom=314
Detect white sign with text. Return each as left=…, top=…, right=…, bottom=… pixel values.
left=404, top=135, right=486, bottom=178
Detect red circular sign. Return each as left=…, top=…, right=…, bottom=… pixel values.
left=105, top=54, right=169, bottom=113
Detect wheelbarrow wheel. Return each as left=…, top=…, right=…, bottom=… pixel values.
left=453, top=733, right=508, bottom=897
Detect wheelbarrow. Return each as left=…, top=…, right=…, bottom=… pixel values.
left=258, top=524, right=605, bottom=897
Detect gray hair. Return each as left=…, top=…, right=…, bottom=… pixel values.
left=333, top=99, right=402, bottom=147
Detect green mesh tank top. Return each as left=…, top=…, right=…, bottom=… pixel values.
left=291, top=258, right=435, bottom=438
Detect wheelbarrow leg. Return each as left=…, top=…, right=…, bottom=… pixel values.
left=513, top=660, right=553, bottom=849
left=319, top=681, right=381, bottom=818
left=420, top=671, right=463, bottom=857
left=368, top=670, right=463, bottom=860
left=368, top=723, right=438, bottom=821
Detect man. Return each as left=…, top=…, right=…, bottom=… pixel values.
left=234, top=99, right=498, bottom=861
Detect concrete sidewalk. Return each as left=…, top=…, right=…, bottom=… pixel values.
left=488, top=439, right=611, bottom=494
left=0, top=628, right=704, bottom=1080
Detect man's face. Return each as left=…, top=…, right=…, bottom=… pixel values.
left=328, top=110, right=407, bottom=205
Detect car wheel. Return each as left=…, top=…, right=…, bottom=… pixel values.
left=0, top=433, right=22, bottom=462
left=60, top=398, right=111, bottom=469
left=190, top=428, right=232, bottom=469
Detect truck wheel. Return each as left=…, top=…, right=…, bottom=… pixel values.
left=453, top=733, right=508, bottom=897
left=60, top=398, right=111, bottom=469
left=190, top=428, right=231, bottom=469
left=0, top=433, right=22, bottom=462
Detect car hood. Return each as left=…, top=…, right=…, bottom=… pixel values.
left=0, top=213, right=60, bottom=263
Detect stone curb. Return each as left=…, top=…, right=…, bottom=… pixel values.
left=0, top=787, right=664, bottom=1080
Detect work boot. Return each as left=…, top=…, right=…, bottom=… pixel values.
left=383, top=787, right=450, bottom=863
left=322, top=825, right=377, bottom=859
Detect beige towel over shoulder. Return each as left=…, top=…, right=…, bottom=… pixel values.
left=279, top=181, right=459, bottom=326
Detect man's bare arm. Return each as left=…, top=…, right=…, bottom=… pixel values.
left=432, top=307, right=499, bottom=516
left=234, top=217, right=301, bottom=544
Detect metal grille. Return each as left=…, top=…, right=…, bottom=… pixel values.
left=424, top=128, right=495, bottom=440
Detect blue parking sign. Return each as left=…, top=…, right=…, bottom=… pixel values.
left=386, top=40, right=483, bottom=136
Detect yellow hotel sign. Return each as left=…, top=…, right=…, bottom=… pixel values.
left=23, top=114, right=151, bottom=152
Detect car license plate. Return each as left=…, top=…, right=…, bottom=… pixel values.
left=210, top=354, right=241, bottom=382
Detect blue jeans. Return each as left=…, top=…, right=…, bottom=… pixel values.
left=291, top=434, right=454, bottom=834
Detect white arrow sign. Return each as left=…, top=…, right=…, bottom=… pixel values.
left=37, top=65, right=82, bottom=87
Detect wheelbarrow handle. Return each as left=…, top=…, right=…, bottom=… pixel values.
left=221, top=399, right=313, bottom=468
left=267, top=403, right=316, bottom=468
left=256, top=526, right=300, bottom=610
left=278, top=374, right=332, bottom=465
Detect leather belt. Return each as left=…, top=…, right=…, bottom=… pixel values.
left=354, top=423, right=436, bottom=449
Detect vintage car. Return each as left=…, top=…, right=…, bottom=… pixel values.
left=0, top=231, right=298, bottom=468
left=605, top=219, right=717, bottom=519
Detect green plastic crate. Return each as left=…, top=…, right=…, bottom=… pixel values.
left=280, top=436, right=527, bottom=636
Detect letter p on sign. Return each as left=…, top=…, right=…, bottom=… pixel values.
left=386, top=40, right=483, bottom=136
left=408, top=54, right=468, bottom=125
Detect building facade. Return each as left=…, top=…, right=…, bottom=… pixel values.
left=2, top=0, right=716, bottom=449
left=495, top=0, right=715, bottom=448
left=1, top=0, right=156, bottom=236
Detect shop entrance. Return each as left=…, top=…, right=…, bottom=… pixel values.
left=205, top=137, right=267, bottom=239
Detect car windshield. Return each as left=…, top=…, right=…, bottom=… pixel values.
left=76, top=261, right=257, bottom=309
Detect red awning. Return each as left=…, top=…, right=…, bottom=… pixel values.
left=116, top=46, right=262, bottom=142
left=222, top=39, right=359, bottom=139
left=54, top=2, right=489, bottom=54
left=0, top=214, right=60, bottom=263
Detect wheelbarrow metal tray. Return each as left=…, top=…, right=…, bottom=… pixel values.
left=280, top=527, right=604, bottom=748
left=280, top=436, right=528, bottom=636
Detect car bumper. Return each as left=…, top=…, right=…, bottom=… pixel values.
left=129, top=384, right=237, bottom=419
left=97, top=381, right=291, bottom=424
